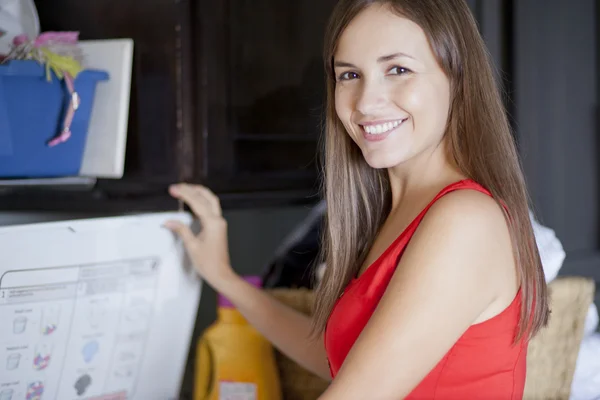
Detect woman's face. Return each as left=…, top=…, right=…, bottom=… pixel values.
left=333, top=4, right=451, bottom=170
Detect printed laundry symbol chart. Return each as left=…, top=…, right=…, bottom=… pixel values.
left=26, top=381, right=44, bottom=400
left=13, top=316, right=27, bottom=334
left=6, top=353, right=21, bottom=370
left=33, top=343, right=52, bottom=371
left=82, top=340, right=100, bottom=363
left=40, top=305, right=60, bottom=336
left=0, top=388, right=14, bottom=400
left=74, top=374, right=92, bottom=396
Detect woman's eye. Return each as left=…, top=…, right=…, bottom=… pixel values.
left=389, top=66, right=410, bottom=75
left=338, top=71, right=359, bottom=81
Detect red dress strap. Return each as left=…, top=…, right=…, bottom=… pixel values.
left=351, top=179, right=492, bottom=296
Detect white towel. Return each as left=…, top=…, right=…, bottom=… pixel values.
left=0, top=0, right=39, bottom=55
left=530, top=211, right=566, bottom=284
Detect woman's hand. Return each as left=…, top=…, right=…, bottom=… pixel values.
left=164, top=183, right=235, bottom=288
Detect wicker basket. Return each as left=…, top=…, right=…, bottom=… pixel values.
left=523, top=276, right=595, bottom=400
left=267, top=288, right=329, bottom=400
left=268, top=276, right=596, bottom=400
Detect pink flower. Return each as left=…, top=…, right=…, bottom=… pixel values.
left=12, top=32, right=79, bottom=47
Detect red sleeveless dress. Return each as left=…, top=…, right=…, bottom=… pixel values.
left=324, top=179, right=527, bottom=399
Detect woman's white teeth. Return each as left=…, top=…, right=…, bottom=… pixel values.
left=363, top=119, right=403, bottom=135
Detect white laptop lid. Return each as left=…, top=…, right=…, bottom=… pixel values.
left=0, top=211, right=201, bottom=400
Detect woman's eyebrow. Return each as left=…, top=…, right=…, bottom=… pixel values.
left=333, top=52, right=416, bottom=68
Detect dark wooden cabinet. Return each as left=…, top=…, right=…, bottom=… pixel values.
left=195, top=0, right=337, bottom=196
left=0, top=0, right=337, bottom=211
left=0, top=0, right=505, bottom=212
left=35, top=0, right=191, bottom=184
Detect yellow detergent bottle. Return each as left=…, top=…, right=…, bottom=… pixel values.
left=194, top=276, right=282, bottom=400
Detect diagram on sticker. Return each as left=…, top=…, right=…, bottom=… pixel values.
left=33, top=343, right=52, bottom=371
left=41, top=305, right=60, bottom=336
left=74, top=373, right=92, bottom=396
left=113, top=364, right=135, bottom=379
left=26, top=381, right=44, bottom=400
left=13, top=316, right=27, bottom=334
left=82, top=339, right=100, bottom=363
left=0, top=253, right=175, bottom=400
left=0, top=388, right=14, bottom=400
left=88, top=300, right=109, bottom=330
left=6, top=352, right=21, bottom=370
left=123, top=297, right=151, bottom=327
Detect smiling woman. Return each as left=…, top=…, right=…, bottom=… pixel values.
left=312, top=0, right=549, bottom=398
left=331, top=9, right=450, bottom=170
left=166, top=0, right=549, bottom=399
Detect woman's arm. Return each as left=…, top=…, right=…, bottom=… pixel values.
left=319, top=190, right=515, bottom=399
left=165, top=183, right=331, bottom=381
left=214, top=272, right=331, bottom=380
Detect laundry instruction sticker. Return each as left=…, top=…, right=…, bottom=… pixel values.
left=219, top=381, right=257, bottom=400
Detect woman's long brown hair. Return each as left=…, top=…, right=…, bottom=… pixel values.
left=312, top=0, right=549, bottom=342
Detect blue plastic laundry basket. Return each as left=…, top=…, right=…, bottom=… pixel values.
left=0, top=60, right=109, bottom=178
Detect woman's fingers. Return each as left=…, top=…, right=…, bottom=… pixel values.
left=169, top=183, right=213, bottom=218
left=163, top=220, right=197, bottom=250
left=194, top=185, right=222, bottom=217
left=165, top=183, right=233, bottom=285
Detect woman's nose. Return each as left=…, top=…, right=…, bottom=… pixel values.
left=355, top=79, right=388, bottom=116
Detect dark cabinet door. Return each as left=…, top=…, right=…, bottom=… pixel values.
left=2, top=0, right=338, bottom=211
left=34, top=0, right=195, bottom=186
left=196, top=0, right=337, bottom=197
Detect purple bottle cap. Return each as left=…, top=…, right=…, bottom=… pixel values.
left=217, top=275, right=263, bottom=308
